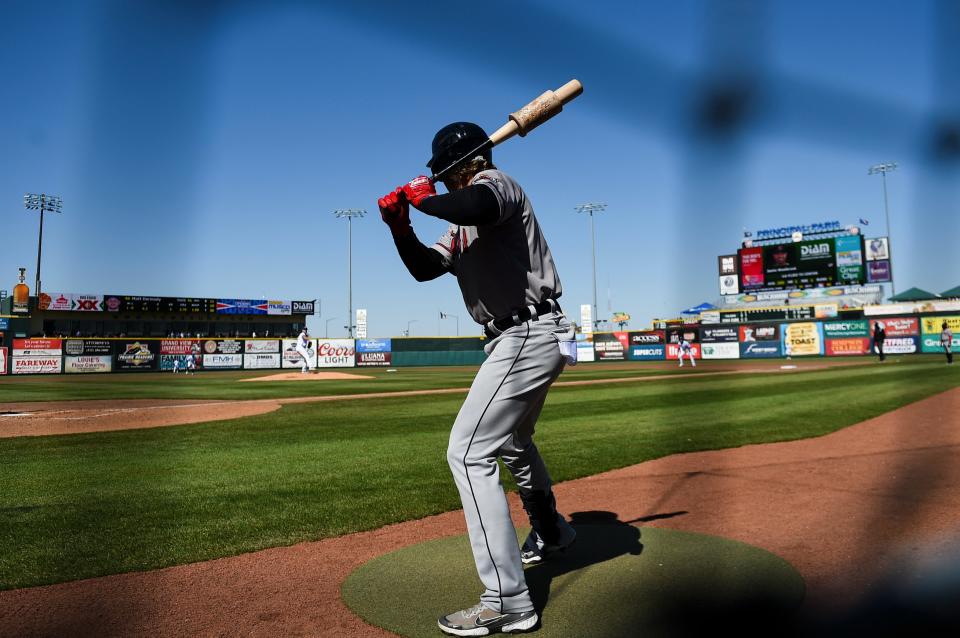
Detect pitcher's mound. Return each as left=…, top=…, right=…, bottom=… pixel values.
left=241, top=372, right=375, bottom=382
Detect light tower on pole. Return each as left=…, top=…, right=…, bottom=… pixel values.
left=333, top=209, right=366, bottom=337
left=23, top=193, right=63, bottom=299
left=574, top=202, right=607, bottom=331
left=868, top=162, right=898, bottom=297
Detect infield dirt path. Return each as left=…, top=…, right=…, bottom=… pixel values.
left=1, top=386, right=958, bottom=637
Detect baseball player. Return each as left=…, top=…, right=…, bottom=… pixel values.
left=296, top=327, right=312, bottom=374
left=379, top=121, right=576, bottom=636
left=172, top=357, right=181, bottom=374
left=942, top=321, right=954, bottom=365
left=186, top=348, right=197, bottom=375
left=678, top=337, right=696, bottom=367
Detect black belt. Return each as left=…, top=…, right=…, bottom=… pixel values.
left=484, top=300, right=560, bottom=338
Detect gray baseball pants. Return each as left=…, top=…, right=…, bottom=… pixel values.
left=446, top=312, right=571, bottom=613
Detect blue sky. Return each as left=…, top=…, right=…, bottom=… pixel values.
left=2, top=0, right=957, bottom=337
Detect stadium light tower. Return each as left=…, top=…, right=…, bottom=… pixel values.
left=333, top=209, right=366, bottom=337
left=440, top=311, right=459, bottom=336
left=574, top=202, right=607, bottom=330
left=867, top=162, right=897, bottom=297
left=324, top=317, right=338, bottom=338
left=23, top=193, right=63, bottom=299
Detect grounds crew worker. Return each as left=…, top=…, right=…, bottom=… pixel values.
left=378, top=122, right=577, bottom=636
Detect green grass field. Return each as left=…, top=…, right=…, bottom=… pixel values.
left=0, top=362, right=713, bottom=402
left=0, top=357, right=957, bottom=590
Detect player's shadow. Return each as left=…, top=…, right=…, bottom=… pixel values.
left=524, top=510, right=651, bottom=613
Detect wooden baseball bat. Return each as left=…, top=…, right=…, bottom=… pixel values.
left=430, top=79, right=584, bottom=183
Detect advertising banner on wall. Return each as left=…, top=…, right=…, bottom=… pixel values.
left=356, top=309, right=368, bottom=339
left=357, top=339, right=391, bottom=353
left=39, top=293, right=104, bottom=312
left=826, top=338, right=871, bottom=356
left=920, top=316, right=960, bottom=352
left=217, top=299, right=268, bottom=315
left=245, top=339, right=280, bottom=353
left=267, top=300, right=292, bottom=315
left=628, top=344, right=665, bottom=360
left=822, top=320, right=870, bottom=338
left=292, top=300, right=316, bottom=315
left=315, top=339, right=355, bottom=368
left=718, top=254, right=739, bottom=276
left=719, top=274, right=739, bottom=296
left=921, top=316, right=960, bottom=335
left=738, top=324, right=780, bottom=343
left=64, top=355, right=113, bottom=373
left=739, top=340, right=782, bottom=358
left=628, top=331, right=664, bottom=346
left=701, top=342, right=740, bottom=359
left=202, top=353, right=243, bottom=369
left=865, top=300, right=960, bottom=316
left=867, top=260, right=892, bottom=283
left=282, top=339, right=316, bottom=368
left=781, top=322, right=825, bottom=356
left=115, top=341, right=159, bottom=371
left=834, top=235, right=865, bottom=284
left=739, top=247, right=764, bottom=288
left=13, top=339, right=63, bottom=356
left=12, top=356, right=62, bottom=374
left=593, top=332, right=628, bottom=361
left=160, top=339, right=197, bottom=355
left=580, top=304, right=593, bottom=334
left=869, top=317, right=918, bottom=337
left=203, top=339, right=243, bottom=356
left=0, top=347, right=6, bottom=374
left=576, top=334, right=595, bottom=363
left=666, top=326, right=699, bottom=345
left=921, top=334, right=960, bottom=353
left=357, top=351, right=392, bottom=367
left=64, top=339, right=112, bottom=357
left=700, top=326, right=739, bottom=343
left=244, top=353, right=281, bottom=369
left=883, top=337, right=919, bottom=354
left=665, top=342, right=701, bottom=359
left=12, top=338, right=63, bottom=374
left=865, top=237, right=890, bottom=261
left=160, top=354, right=190, bottom=371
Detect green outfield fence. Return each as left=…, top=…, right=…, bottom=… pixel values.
left=0, top=312, right=956, bottom=376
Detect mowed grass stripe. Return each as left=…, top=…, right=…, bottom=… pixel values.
left=0, top=360, right=956, bottom=589
left=0, top=360, right=738, bottom=403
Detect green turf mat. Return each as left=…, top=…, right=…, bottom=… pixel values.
left=343, top=512, right=805, bottom=637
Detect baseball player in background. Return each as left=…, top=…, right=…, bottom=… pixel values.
left=942, top=321, right=954, bottom=365
left=296, top=327, right=312, bottom=374
left=379, top=122, right=577, bottom=636
left=678, top=338, right=696, bottom=367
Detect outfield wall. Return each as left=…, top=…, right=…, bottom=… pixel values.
left=0, top=313, right=955, bottom=375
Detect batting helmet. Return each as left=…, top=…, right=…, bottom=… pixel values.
left=427, top=122, right=491, bottom=172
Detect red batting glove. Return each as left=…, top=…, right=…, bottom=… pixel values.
left=378, top=187, right=411, bottom=236
left=401, top=175, right=437, bottom=209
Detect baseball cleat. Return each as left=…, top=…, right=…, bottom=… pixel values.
left=438, top=602, right=538, bottom=636
left=521, top=516, right=576, bottom=565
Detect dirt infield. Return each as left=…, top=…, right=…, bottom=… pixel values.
left=240, top=372, right=376, bottom=382
left=1, top=387, right=958, bottom=637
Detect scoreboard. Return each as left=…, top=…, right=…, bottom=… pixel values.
left=730, top=235, right=865, bottom=292
left=104, top=296, right=218, bottom=314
